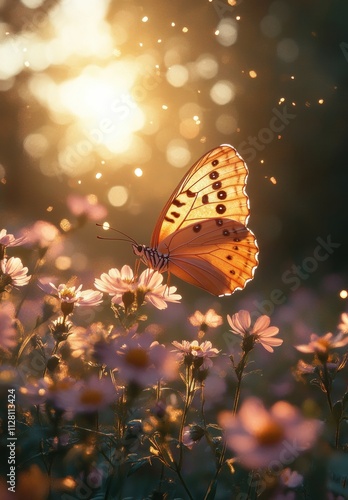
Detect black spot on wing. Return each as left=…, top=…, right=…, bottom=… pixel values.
left=172, top=199, right=185, bottom=207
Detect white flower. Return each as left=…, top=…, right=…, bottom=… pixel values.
left=40, top=282, right=103, bottom=307
left=0, top=257, right=31, bottom=288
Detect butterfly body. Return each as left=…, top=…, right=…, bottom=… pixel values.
left=133, top=145, right=259, bottom=296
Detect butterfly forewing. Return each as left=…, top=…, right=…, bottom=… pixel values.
left=151, top=145, right=250, bottom=247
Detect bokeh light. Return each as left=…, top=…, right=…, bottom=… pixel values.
left=108, top=186, right=129, bottom=207
left=210, top=80, right=236, bottom=105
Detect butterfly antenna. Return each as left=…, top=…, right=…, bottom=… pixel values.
left=96, top=224, right=138, bottom=244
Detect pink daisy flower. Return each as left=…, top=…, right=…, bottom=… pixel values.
left=295, top=332, right=348, bottom=355
left=219, top=397, right=322, bottom=470
left=172, top=339, right=219, bottom=370
left=0, top=228, right=26, bottom=253
left=50, top=375, right=117, bottom=414
left=188, top=309, right=223, bottom=333
left=100, top=334, right=178, bottom=386
left=227, top=310, right=283, bottom=353
left=95, top=265, right=181, bottom=310
left=338, top=312, right=348, bottom=334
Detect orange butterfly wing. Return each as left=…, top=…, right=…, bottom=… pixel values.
left=158, top=218, right=258, bottom=296
left=150, top=144, right=259, bottom=296
left=151, top=144, right=251, bottom=246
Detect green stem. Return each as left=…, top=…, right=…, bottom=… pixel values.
left=203, top=351, right=250, bottom=500
left=178, top=364, right=196, bottom=470
left=322, top=362, right=333, bottom=413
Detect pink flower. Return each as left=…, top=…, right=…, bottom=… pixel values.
left=20, top=220, right=60, bottom=248
left=67, top=194, right=107, bottom=221
left=95, top=265, right=181, bottom=310
left=0, top=228, right=26, bottom=250
left=338, top=312, right=348, bottom=334
left=227, top=310, right=283, bottom=352
left=219, top=397, right=322, bottom=469
left=100, top=334, right=178, bottom=386
left=172, top=339, right=219, bottom=370
left=0, top=257, right=31, bottom=288
left=67, top=322, right=116, bottom=361
left=189, top=309, right=223, bottom=330
left=295, top=332, right=348, bottom=355
left=50, top=375, right=117, bottom=414
left=0, top=302, right=17, bottom=352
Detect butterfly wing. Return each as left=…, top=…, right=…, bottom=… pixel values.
left=157, top=218, right=258, bottom=296
left=151, top=144, right=251, bottom=247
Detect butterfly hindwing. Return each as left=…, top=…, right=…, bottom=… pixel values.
left=151, top=145, right=250, bottom=247
left=157, top=218, right=258, bottom=296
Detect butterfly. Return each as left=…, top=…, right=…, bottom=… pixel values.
left=132, top=144, right=259, bottom=297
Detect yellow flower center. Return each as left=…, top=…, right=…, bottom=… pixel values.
left=125, top=348, right=150, bottom=368
left=316, top=338, right=330, bottom=351
left=253, top=420, right=285, bottom=446
left=80, top=389, right=103, bottom=405
left=191, top=346, right=202, bottom=353
left=60, top=287, right=76, bottom=300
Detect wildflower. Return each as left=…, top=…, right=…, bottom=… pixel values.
left=182, top=424, right=205, bottom=449
left=295, top=332, right=348, bottom=362
left=218, top=397, right=322, bottom=469
left=101, top=334, right=178, bottom=386
left=172, top=339, right=219, bottom=370
left=39, top=281, right=103, bottom=317
left=338, top=312, right=348, bottom=334
left=0, top=257, right=31, bottom=290
left=95, top=265, right=181, bottom=311
left=67, top=322, right=116, bottom=361
left=67, top=193, right=107, bottom=222
left=227, top=310, right=283, bottom=353
left=0, top=302, right=17, bottom=352
left=0, top=228, right=26, bottom=258
left=189, top=308, right=223, bottom=337
left=20, top=220, right=60, bottom=248
left=280, top=468, right=303, bottom=488
left=49, top=375, right=117, bottom=414
left=49, top=317, right=74, bottom=342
